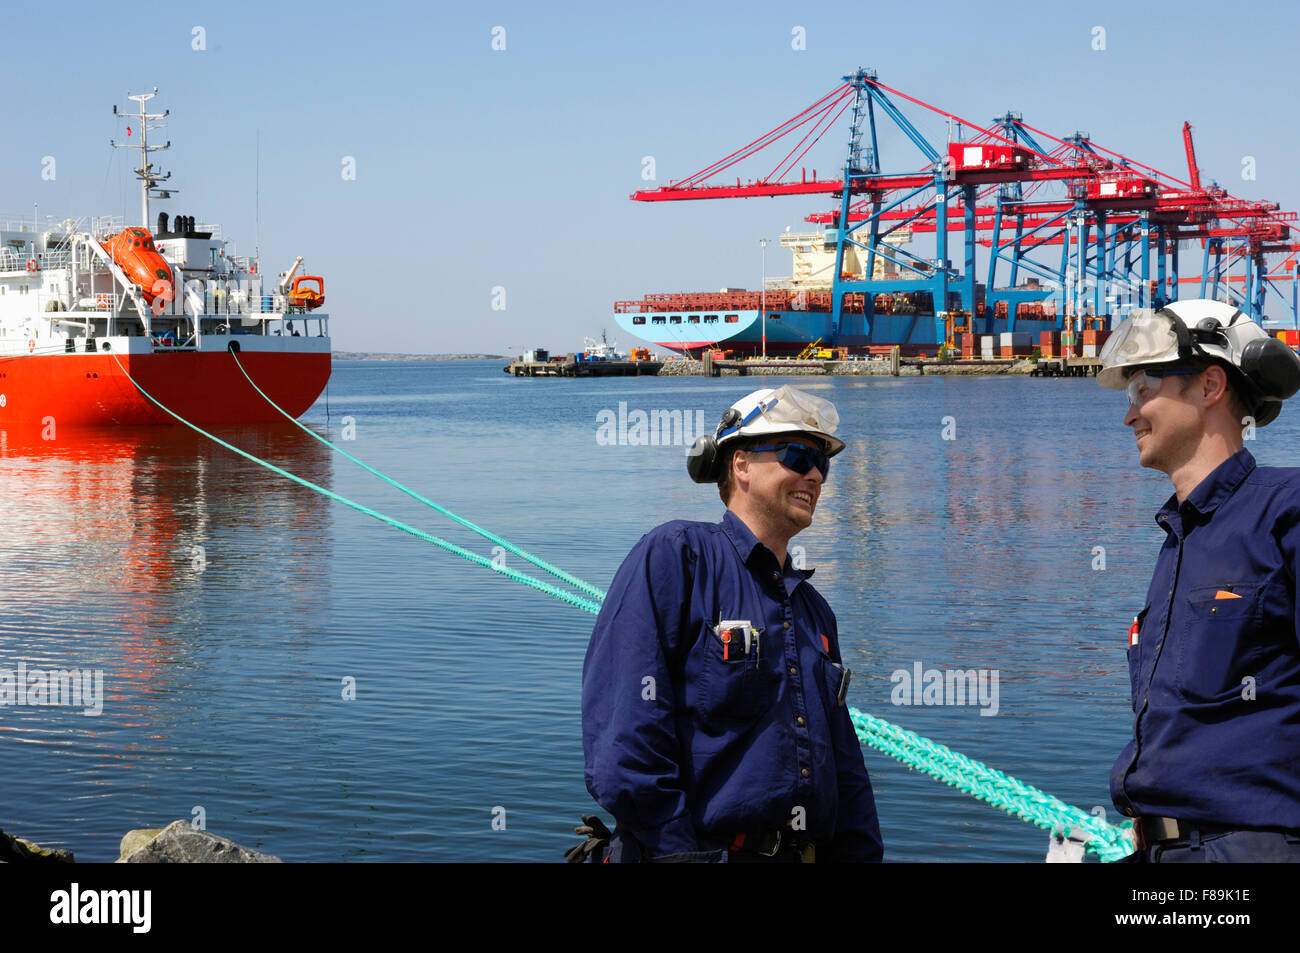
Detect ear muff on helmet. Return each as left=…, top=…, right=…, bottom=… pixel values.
left=1231, top=338, right=1300, bottom=428
left=1221, top=365, right=1279, bottom=427
left=1240, top=337, right=1300, bottom=400
left=1251, top=396, right=1283, bottom=427
left=687, top=433, right=720, bottom=483
left=686, top=407, right=744, bottom=484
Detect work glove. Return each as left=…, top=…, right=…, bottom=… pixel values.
left=564, top=814, right=612, bottom=863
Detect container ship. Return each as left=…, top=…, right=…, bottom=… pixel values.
left=614, top=229, right=1057, bottom=357
left=0, top=90, right=330, bottom=429
left=613, top=69, right=1300, bottom=357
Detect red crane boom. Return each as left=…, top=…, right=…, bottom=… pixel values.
left=1183, top=121, right=1202, bottom=191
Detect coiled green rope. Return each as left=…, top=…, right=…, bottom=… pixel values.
left=116, top=351, right=1136, bottom=861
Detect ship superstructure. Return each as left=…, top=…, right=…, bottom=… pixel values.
left=0, top=90, right=330, bottom=428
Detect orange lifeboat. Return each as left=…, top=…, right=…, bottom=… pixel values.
left=289, top=275, right=325, bottom=311
left=102, top=228, right=172, bottom=302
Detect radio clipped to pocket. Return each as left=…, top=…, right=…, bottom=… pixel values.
left=713, top=620, right=763, bottom=668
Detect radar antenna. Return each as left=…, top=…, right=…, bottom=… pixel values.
left=110, top=88, right=174, bottom=229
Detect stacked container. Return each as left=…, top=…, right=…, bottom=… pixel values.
left=1081, top=329, right=1113, bottom=359
left=999, top=331, right=1033, bottom=358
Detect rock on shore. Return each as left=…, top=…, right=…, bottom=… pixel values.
left=0, top=827, right=74, bottom=863
left=117, top=820, right=283, bottom=863
left=0, top=821, right=282, bottom=863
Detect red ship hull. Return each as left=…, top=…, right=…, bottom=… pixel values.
left=0, top=349, right=331, bottom=428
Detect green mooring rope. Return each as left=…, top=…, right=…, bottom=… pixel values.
left=110, top=354, right=602, bottom=615
left=230, top=351, right=605, bottom=601
left=850, top=710, right=1134, bottom=861
left=117, top=351, right=1136, bottom=861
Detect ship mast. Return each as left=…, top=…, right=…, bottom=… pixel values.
left=110, top=89, right=172, bottom=229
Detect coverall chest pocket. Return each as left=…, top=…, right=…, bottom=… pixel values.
left=1174, top=585, right=1265, bottom=702
left=817, top=654, right=851, bottom=714
left=697, top=623, right=767, bottom=723
left=1126, top=606, right=1149, bottom=706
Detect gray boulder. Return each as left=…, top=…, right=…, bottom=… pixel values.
left=118, top=820, right=282, bottom=863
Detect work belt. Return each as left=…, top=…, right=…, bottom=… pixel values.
left=1136, top=815, right=1296, bottom=849
left=722, top=830, right=816, bottom=863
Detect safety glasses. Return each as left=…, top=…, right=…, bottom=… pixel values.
left=746, top=441, right=830, bottom=479
left=1125, top=367, right=1202, bottom=408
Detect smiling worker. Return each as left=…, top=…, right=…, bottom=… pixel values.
left=580, top=385, right=883, bottom=862
left=1098, top=299, right=1300, bottom=862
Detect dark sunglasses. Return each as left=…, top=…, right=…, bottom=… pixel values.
left=746, top=441, right=830, bottom=478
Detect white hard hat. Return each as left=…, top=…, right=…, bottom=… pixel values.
left=1099, top=301, right=1258, bottom=389
left=718, top=385, right=846, bottom=455
left=1098, top=299, right=1300, bottom=425
left=687, top=384, right=845, bottom=483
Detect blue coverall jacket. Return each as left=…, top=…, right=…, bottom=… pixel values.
left=582, top=509, right=884, bottom=861
left=1113, top=448, right=1300, bottom=830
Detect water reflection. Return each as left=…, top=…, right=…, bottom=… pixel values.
left=0, top=424, right=334, bottom=741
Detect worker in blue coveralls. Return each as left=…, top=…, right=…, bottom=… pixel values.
left=1097, top=299, right=1300, bottom=862
left=579, top=385, right=884, bottom=862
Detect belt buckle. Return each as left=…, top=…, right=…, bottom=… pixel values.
left=758, top=830, right=783, bottom=857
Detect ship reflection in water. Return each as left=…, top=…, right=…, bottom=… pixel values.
left=0, top=423, right=333, bottom=856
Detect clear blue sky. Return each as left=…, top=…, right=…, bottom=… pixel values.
left=3, top=0, right=1296, bottom=353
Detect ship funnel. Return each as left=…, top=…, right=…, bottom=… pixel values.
left=157, top=212, right=169, bottom=234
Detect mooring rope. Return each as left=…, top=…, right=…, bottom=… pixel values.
left=229, top=350, right=604, bottom=601
left=109, top=353, right=602, bottom=614
left=115, top=351, right=1135, bottom=861
left=850, top=711, right=1134, bottom=861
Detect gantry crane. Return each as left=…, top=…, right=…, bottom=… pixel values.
left=629, top=69, right=1300, bottom=347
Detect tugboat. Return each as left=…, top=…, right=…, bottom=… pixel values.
left=581, top=330, right=627, bottom=362
left=0, top=89, right=331, bottom=428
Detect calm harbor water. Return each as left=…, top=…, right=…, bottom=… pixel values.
left=3, top=359, right=1296, bottom=862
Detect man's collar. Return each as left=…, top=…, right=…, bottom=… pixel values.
left=1156, top=447, right=1256, bottom=524
left=721, top=508, right=814, bottom=578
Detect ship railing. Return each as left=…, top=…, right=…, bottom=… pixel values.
left=175, top=289, right=286, bottom=316
left=0, top=213, right=91, bottom=233
left=89, top=215, right=126, bottom=237
left=0, top=247, right=74, bottom=272
left=0, top=213, right=127, bottom=237
left=0, top=213, right=36, bottom=232
left=38, top=249, right=73, bottom=270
